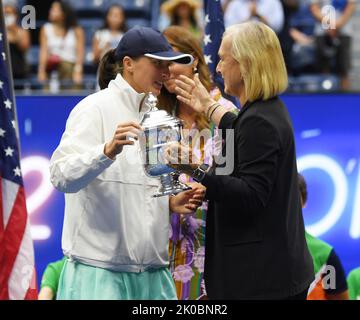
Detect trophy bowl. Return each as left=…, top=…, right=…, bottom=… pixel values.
left=139, top=93, right=192, bottom=197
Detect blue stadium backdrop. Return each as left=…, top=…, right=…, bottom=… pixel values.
left=15, top=94, right=360, bottom=288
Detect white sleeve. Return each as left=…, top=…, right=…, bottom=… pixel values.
left=49, top=102, right=114, bottom=193
left=224, top=1, right=251, bottom=27
left=260, top=0, right=284, bottom=33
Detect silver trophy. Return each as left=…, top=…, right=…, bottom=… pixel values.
left=139, top=93, right=192, bottom=197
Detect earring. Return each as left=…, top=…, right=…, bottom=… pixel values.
left=193, top=66, right=198, bottom=74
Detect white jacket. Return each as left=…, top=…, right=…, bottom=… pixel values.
left=50, top=74, right=170, bottom=272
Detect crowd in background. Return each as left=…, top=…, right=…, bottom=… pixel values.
left=2, top=0, right=357, bottom=91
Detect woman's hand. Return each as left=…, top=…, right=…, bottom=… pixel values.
left=169, top=182, right=206, bottom=214
left=249, top=1, right=258, bottom=16
left=175, top=74, right=215, bottom=114
left=164, top=141, right=201, bottom=176
left=104, top=121, right=143, bottom=160
left=73, top=69, right=83, bottom=85
left=37, top=69, right=47, bottom=82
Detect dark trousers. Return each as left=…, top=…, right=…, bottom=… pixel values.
left=283, top=287, right=309, bottom=300
left=315, top=35, right=351, bottom=76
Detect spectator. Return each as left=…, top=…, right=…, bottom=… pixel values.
left=4, top=2, right=31, bottom=83
left=347, top=267, right=360, bottom=300
left=160, top=0, right=202, bottom=40
left=282, top=0, right=316, bottom=75
left=38, top=1, right=85, bottom=90
left=288, top=28, right=316, bottom=75
left=278, top=0, right=300, bottom=72
left=310, top=0, right=356, bottom=91
left=298, top=174, right=349, bottom=300
left=92, top=4, right=127, bottom=64
left=38, top=257, right=66, bottom=300
left=222, top=0, right=284, bottom=33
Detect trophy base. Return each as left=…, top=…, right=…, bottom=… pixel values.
left=152, top=172, right=192, bottom=197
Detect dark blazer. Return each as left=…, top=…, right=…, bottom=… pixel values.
left=202, top=96, right=314, bottom=299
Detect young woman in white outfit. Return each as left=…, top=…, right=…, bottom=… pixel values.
left=50, top=27, right=205, bottom=300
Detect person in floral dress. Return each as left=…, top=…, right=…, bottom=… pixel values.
left=158, top=26, right=236, bottom=300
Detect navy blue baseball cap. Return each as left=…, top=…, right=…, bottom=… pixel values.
left=114, top=26, right=194, bottom=65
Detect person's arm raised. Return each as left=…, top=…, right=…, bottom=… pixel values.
left=175, top=74, right=230, bottom=127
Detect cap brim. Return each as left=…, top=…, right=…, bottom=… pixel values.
left=144, top=52, right=194, bottom=65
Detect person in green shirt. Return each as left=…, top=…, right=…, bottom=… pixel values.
left=298, top=174, right=349, bottom=300
left=347, top=267, right=360, bottom=300
left=38, top=257, right=66, bottom=300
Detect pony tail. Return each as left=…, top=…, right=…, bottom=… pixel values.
left=98, top=49, right=122, bottom=89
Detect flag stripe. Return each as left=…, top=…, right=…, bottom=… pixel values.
left=0, top=177, right=4, bottom=233
left=24, top=285, right=38, bottom=300
left=0, top=187, right=27, bottom=299
left=9, top=218, right=36, bottom=300
left=2, top=178, right=19, bottom=229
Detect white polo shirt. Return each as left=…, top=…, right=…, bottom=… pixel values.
left=223, top=0, right=284, bottom=33
left=50, top=74, right=170, bottom=272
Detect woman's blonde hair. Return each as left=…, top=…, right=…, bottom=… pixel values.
left=224, top=21, right=288, bottom=102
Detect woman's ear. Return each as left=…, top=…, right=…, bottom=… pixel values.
left=123, top=56, right=133, bottom=74
left=193, top=58, right=199, bottom=73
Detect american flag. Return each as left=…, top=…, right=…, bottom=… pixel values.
left=203, top=0, right=239, bottom=108
left=0, top=1, right=37, bottom=300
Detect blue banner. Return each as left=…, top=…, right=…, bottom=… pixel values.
left=16, top=94, right=360, bottom=288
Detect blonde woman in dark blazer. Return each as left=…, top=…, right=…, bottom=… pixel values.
left=166, top=21, right=314, bottom=299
